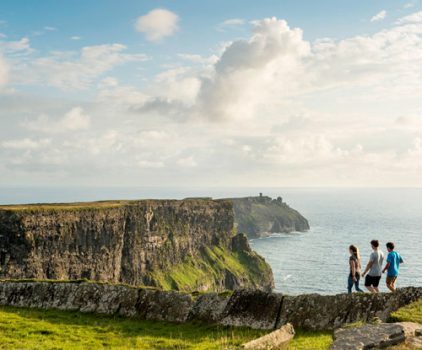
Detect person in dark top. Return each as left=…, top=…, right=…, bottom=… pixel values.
left=348, top=245, right=364, bottom=294
left=383, top=242, right=404, bottom=292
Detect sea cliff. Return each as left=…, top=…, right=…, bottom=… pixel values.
left=0, top=199, right=274, bottom=292
left=231, top=195, right=310, bottom=238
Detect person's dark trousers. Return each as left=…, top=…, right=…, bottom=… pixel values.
left=348, top=274, right=364, bottom=293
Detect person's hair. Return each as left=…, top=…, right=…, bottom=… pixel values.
left=349, top=245, right=361, bottom=269
left=371, top=240, right=379, bottom=248
left=386, top=242, right=395, bottom=250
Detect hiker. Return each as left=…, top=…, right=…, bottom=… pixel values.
left=348, top=245, right=364, bottom=294
left=382, top=242, right=404, bottom=292
left=362, top=240, right=384, bottom=293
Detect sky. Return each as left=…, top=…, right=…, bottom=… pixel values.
left=0, top=0, right=422, bottom=188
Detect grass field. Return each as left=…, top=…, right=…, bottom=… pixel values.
left=0, top=306, right=267, bottom=350
left=1, top=300, right=421, bottom=349
left=390, top=300, right=422, bottom=324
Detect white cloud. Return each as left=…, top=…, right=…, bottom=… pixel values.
left=371, top=10, right=387, bottom=22
left=2, top=12, right=422, bottom=187
left=177, top=156, right=197, bottom=167
left=396, top=10, right=422, bottom=24
left=135, top=8, right=179, bottom=42
left=138, top=160, right=165, bottom=168
left=0, top=55, right=8, bottom=85
left=70, top=36, right=81, bottom=40
left=31, top=44, right=147, bottom=89
left=197, top=17, right=311, bottom=120
left=217, top=18, right=246, bottom=31
left=44, top=26, right=57, bottom=31
left=22, top=107, right=91, bottom=133
left=1, top=138, right=50, bottom=150
left=0, top=37, right=31, bottom=54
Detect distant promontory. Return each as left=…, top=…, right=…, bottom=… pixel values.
left=230, top=194, right=310, bottom=238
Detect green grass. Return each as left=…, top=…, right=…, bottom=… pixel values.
left=0, top=198, right=221, bottom=212
left=0, top=306, right=267, bottom=350
left=389, top=300, right=422, bottom=324
left=287, top=330, right=333, bottom=350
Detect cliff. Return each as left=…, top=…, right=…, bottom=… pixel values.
left=231, top=195, right=310, bottom=238
left=0, top=199, right=274, bottom=292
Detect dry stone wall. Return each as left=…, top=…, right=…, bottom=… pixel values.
left=0, top=281, right=420, bottom=331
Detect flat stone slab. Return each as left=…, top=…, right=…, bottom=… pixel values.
left=241, top=323, right=295, bottom=350
left=331, top=323, right=407, bottom=350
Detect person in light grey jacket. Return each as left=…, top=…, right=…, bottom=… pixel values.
left=362, top=239, right=384, bottom=293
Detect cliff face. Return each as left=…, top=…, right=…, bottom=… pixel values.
left=231, top=195, right=310, bottom=238
left=0, top=199, right=274, bottom=292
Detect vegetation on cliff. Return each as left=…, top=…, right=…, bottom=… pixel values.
left=230, top=194, right=310, bottom=238
left=147, top=236, right=274, bottom=292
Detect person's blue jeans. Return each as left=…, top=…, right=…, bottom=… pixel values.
left=348, top=274, right=364, bottom=294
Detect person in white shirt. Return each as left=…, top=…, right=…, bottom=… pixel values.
left=362, top=240, right=384, bottom=293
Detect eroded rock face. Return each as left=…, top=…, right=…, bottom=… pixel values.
left=0, top=199, right=274, bottom=292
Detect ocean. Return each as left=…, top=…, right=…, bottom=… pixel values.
left=1, top=187, right=421, bottom=295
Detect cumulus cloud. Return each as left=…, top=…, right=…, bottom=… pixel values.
left=370, top=10, right=387, bottom=22
left=197, top=17, right=311, bottom=120
left=22, top=107, right=91, bottom=133
left=135, top=9, right=179, bottom=42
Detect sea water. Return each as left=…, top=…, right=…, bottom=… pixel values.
left=1, top=187, right=421, bottom=295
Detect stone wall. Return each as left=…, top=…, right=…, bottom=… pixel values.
left=0, top=200, right=274, bottom=292
left=0, top=281, right=420, bottom=331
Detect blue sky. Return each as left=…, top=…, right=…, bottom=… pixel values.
left=0, top=1, right=422, bottom=187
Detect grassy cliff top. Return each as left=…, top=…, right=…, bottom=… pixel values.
left=0, top=198, right=226, bottom=212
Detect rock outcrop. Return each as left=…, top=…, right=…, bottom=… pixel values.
left=230, top=195, right=310, bottom=238
left=0, top=199, right=274, bottom=292
left=241, top=323, right=295, bottom=350
left=0, top=281, right=420, bottom=331
left=331, top=322, right=422, bottom=350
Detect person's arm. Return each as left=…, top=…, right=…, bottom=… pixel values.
left=362, top=260, right=373, bottom=277
left=383, top=253, right=392, bottom=274
left=382, top=262, right=390, bottom=274
left=350, top=260, right=357, bottom=281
